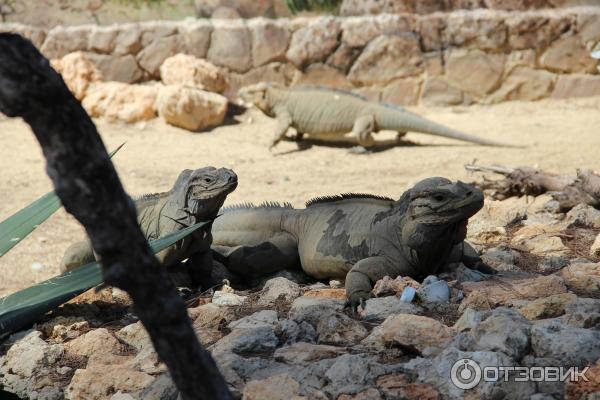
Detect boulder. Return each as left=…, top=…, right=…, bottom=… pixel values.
left=210, top=326, right=279, bottom=355
left=360, top=296, right=423, bottom=321
left=461, top=273, right=567, bottom=307
left=362, top=314, right=454, bottom=353
left=248, top=19, right=290, bottom=67
left=316, top=312, right=368, bottom=346
left=551, top=74, right=600, bottom=99
left=156, top=85, right=228, bottom=132
left=82, top=82, right=158, bottom=123
left=446, top=49, right=505, bottom=97
left=160, top=54, right=227, bottom=93
left=65, top=328, right=123, bottom=358
left=274, top=342, right=346, bottom=364
left=286, top=17, right=340, bottom=68
left=348, top=34, right=423, bottom=84
left=531, top=320, right=600, bottom=366
left=539, top=35, right=597, bottom=74
left=488, top=66, right=555, bottom=103
left=559, top=262, right=600, bottom=296
left=207, top=20, right=252, bottom=73
left=228, top=310, right=278, bottom=330
left=51, top=51, right=102, bottom=100
left=86, top=53, right=143, bottom=84
left=41, top=26, right=90, bottom=59
left=258, top=277, right=302, bottom=305
left=291, top=63, right=353, bottom=90
left=420, top=77, right=465, bottom=106
left=178, top=20, right=212, bottom=59
left=288, top=296, right=345, bottom=326
left=381, top=79, right=421, bottom=107
left=136, top=34, right=182, bottom=78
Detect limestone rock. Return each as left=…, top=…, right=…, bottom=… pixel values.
left=340, top=15, right=414, bottom=48
left=86, top=53, right=143, bottom=84
left=362, top=314, right=454, bottom=353
left=303, top=288, right=347, bottom=300
left=160, top=54, right=227, bottom=93
left=565, top=204, right=600, bottom=229
left=360, top=296, right=423, bottom=321
left=443, top=10, right=507, bottom=51
left=348, top=34, right=423, bottom=85
left=316, top=312, right=368, bottom=346
left=531, top=320, right=600, bottom=366
left=248, top=19, right=290, bottom=67
left=458, top=290, right=492, bottom=313
left=210, top=288, right=248, bottom=306
left=506, top=12, right=575, bottom=50
left=156, top=84, right=228, bottom=132
left=322, top=354, right=389, bottom=399
left=488, top=66, right=555, bottom=103
left=454, top=308, right=490, bottom=332
left=137, top=34, right=181, bottom=78
left=372, top=275, right=420, bottom=297
left=551, top=74, right=600, bottom=99
left=446, top=49, right=505, bottom=97
left=51, top=51, right=102, bottom=100
left=210, top=326, right=279, bottom=354
left=115, top=322, right=153, bottom=353
left=289, top=296, right=345, bottom=326
left=559, top=262, right=600, bottom=296
left=461, top=273, right=567, bottom=307
left=274, top=342, right=346, bottom=364
left=381, top=79, right=421, bottom=107
left=420, top=77, right=464, bottom=106
left=519, top=293, right=578, bottom=320
left=41, top=26, right=89, bottom=59
left=291, top=63, right=353, bottom=90
left=286, top=17, right=340, bottom=68
left=540, top=35, right=597, bottom=74
left=113, top=24, right=143, bottom=56
left=228, top=310, right=278, bottom=330
left=83, top=82, right=158, bottom=123
left=376, top=374, right=440, bottom=400
left=207, top=20, right=252, bottom=73
left=178, top=20, right=212, bottom=59
left=242, top=374, right=301, bottom=400
left=258, top=277, right=302, bottom=305
left=65, top=328, right=122, bottom=357
left=276, top=319, right=317, bottom=345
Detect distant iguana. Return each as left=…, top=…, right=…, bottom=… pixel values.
left=61, top=167, right=238, bottom=285
left=239, top=83, right=508, bottom=151
left=211, top=177, right=495, bottom=308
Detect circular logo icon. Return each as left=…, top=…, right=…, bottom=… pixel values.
left=451, top=358, right=482, bottom=390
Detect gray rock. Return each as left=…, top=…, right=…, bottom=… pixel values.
left=207, top=20, right=252, bottom=73
left=286, top=17, right=340, bottom=68
left=565, top=204, right=600, bottom=228
left=468, top=308, right=532, bottom=361
left=417, top=280, right=451, bottom=303
left=538, top=256, right=569, bottom=274
left=228, top=310, right=278, bottom=330
left=414, top=347, right=536, bottom=400
left=456, top=264, right=488, bottom=283
left=482, top=247, right=517, bottom=266
left=453, top=308, right=491, bottom=332
left=531, top=320, right=600, bottom=366
left=316, top=312, right=368, bottom=346
left=422, top=275, right=439, bottom=285
left=276, top=319, right=317, bottom=345
left=360, top=296, right=423, bottom=321
left=274, top=342, right=346, bottom=364
left=562, top=297, right=600, bottom=328
left=322, top=354, right=390, bottom=398
left=521, top=356, right=564, bottom=398
left=137, top=374, right=178, bottom=400
left=257, top=277, right=301, bottom=305
left=210, top=326, right=279, bottom=355
left=288, top=296, right=345, bottom=326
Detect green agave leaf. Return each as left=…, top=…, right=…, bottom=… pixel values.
left=0, top=219, right=210, bottom=336
left=0, top=143, right=126, bottom=258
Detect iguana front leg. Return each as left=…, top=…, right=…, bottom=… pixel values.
left=345, top=256, right=414, bottom=311
left=269, top=109, right=292, bottom=150
left=350, top=115, right=376, bottom=153
left=447, top=242, right=497, bottom=275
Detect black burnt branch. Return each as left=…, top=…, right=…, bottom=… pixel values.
left=0, top=33, right=232, bottom=400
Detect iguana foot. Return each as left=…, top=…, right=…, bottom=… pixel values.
left=345, top=290, right=371, bottom=312
left=349, top=146, right=371, bottom=155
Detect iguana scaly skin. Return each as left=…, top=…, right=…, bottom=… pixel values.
left=239, top=83, right=507, bottom=151
left=211, top=178, right=495, bottom=308
left=61, top=167, right=238, bottom=284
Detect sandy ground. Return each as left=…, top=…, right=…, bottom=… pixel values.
left=1, top=96, right=599, bottom=297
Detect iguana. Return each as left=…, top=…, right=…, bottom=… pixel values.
left=238, top=83, right=508, bottom=151
left=211, top=177, right=495, bottom=308
left=61, top=167, right=238, bottom=285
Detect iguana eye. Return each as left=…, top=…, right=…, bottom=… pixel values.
left=433, top=195, right=445, bottom=201
left=203, top=177, right=213, bottom=183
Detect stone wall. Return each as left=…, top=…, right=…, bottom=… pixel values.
left=2, top=7, right=600, bottom=106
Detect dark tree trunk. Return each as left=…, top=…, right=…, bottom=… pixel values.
left=0, top=33, right=231, bottom=400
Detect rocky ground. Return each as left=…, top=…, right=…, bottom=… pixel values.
left=1, top=195, right=600, bottom=399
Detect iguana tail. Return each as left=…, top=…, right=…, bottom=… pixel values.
left=380, top=108, right=513, bottom=147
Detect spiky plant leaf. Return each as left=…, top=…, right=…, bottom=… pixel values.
left=0, top=143, right=125, bottom=257
left=0, top=216, right=208, bottom=336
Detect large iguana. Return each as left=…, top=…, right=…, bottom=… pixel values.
left=238, top=83, right=508, bottom=151
left=211, top=177, right=495, bottom=308
left=61, top=167, right=238, bottom=285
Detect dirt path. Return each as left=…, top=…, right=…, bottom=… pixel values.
left=1, top=96, right=599, bottom=296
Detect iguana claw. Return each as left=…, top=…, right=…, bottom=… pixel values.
left=345, top=292, right=369, bottom=313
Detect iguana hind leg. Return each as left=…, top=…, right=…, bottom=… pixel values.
left=350, top=115, right=376, bottom=154
left=269, top=110, right=292, bottom=150
left=212, top=232, right=299, bottom=277
left=60, top=240, right=95, bottom=272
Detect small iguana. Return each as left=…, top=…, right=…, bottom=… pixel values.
left=238, top=83, right=508, bottom=151
left=211, top=177, right=495, bottom=308
left=61, top=167, right=238, bottom=285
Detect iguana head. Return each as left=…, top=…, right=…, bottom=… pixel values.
left=172, top=167, right=238, bottom=222
left=238, top=82, right=272, bottom=113
left=401, top=177, right=483, bottom=248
